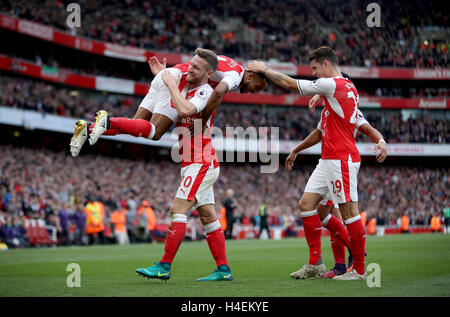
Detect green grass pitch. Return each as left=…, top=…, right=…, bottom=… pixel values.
left=0, top=234, right=449, bottom=297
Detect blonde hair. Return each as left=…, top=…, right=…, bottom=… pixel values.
left=194, top=48, right=218, bottom=72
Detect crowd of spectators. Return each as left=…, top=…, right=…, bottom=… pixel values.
left=1, top=0, right=448, bottom=68
left=0, top=145, right=448, bottom=248
left=1, top=76, right=449, bottom=144
left=0, top=75, right=137, bottom=121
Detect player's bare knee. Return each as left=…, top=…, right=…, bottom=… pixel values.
left=330, top=208, right=342, bottom=221
left=169, top=206, right=186, bottom=217
left=200, top=214, right=216, bottom=226
left=317, top=206, right=329, bottom=221
left=298, top=198, right=311, bottom=212
left=151, top=131, right=162, bottom=141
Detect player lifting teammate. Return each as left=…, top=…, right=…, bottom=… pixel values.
left=124, top=48, right=233, bottom=281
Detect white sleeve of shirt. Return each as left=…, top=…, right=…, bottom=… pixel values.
left=297, top=78, right=336, bottom=97
left=189, top=85, right=213, bottom=113
left=221, top=71, right=243, bottom=92
left=355, top=109, right=369, bottom=129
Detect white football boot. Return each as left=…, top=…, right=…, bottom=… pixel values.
left=89, top=110, right=109, bottom=145
left=290, top=263, right=326, bottom=279
left=70, top=120, right=88, bottom=157
left=332, top=269, right=367, bottom=280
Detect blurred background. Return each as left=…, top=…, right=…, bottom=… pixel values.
left=0, top=0, right=448, bottom=250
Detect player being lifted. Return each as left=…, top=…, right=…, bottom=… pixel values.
left=249, top=46, right=370, bottom=280
left=69, top=52, right=268, bottom=156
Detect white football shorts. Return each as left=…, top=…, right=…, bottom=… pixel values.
left=175, top=162, right=219, bottom=210
left=138, top=68, right=181, bottom=122
left=304, top=159, right=360, bottom=204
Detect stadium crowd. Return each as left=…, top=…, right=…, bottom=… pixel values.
left=1, top=76, right=449, bottom=144
left=0, top=145, right=447, bottom=248
left=1, top=0, right=448, bottom=68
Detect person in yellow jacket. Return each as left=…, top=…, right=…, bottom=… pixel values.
left=84, top=197, right=106, bottom=245
left=430, top=213, right=441, bottom=233
left=136, top=200, right=156, bottom=243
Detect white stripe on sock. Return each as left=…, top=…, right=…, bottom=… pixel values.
left=322, top=214, right=332, bottom=226
left=344, top=215, right=361, bottom=225
left=204, top=220, right=221, bottom=233
left=172, top=213, right=187, bottom=224
left=301, top=210, right=318, bottom=217
left=148, top=123, right=155, bottom=140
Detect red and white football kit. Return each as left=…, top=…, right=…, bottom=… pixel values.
left=165, top=71, right=220, bottom=210
left=296, top=76, right=367, bottom=276
left=138, top=55, right=244, bottom=122
left=299, top=76, right=361, bottom=204
left=319, top=109, right=368, bottom=206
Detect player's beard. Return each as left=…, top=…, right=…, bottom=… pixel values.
left=186, top=72, right=207, bottom=86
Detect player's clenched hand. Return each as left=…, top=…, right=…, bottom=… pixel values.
left=375, top=139, right=387, bottom=162
left=247, top=61, right=267, bottom=73
left=161, top=70, right=179, bottom=88
left=285, top=151, right=298, bottom=171
left=308, top=94, right=324, bottom=115
left=148, top=56, right=166, bottom=76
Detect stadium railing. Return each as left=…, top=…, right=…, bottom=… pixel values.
left=1, top=54, right=449, bottom=110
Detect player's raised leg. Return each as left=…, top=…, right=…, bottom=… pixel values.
left=70, top=106, right=153, bottom=156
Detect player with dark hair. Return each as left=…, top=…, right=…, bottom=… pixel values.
left=249, top=46, right=371, bottom=280
left=288, top=96, right=387, bottom=278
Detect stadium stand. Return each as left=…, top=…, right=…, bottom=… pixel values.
left=1, top=0, right=448, bottom=67
left=0, top=1, right=448, bottom=248
left=1, top=75, right=449, bottom=143
left=0, top=145, right=447, bottom=246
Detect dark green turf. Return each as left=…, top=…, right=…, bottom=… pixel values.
left=0, top=234, right=449, bottom=297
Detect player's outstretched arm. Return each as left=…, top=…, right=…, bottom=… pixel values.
left=247, top=61, right=298, bottom=92
left=359, top=123, right=387, bottom=162
left=161, top=70, right=198, bottom=117
left=148, top=56, right=167, bottom=76
left=285, top=129, right=322, bottom=171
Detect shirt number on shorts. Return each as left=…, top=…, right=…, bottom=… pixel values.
left=181, top=176, right=192, bottom=188
left=331, top=180, right=342, bottom=194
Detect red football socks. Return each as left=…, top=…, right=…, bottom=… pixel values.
left=324, top=215, right=351, bottom=250
left=160, top=217, right=187, bottom=264
left=330, top=235, right=346, bottom=264
left=345, top=217, right=366, bottom=275
left=109, top=117, right=153, bottom=138
left=302, top=211, right=322, bottom=265
left=205, top=223, right=229, bottom=268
